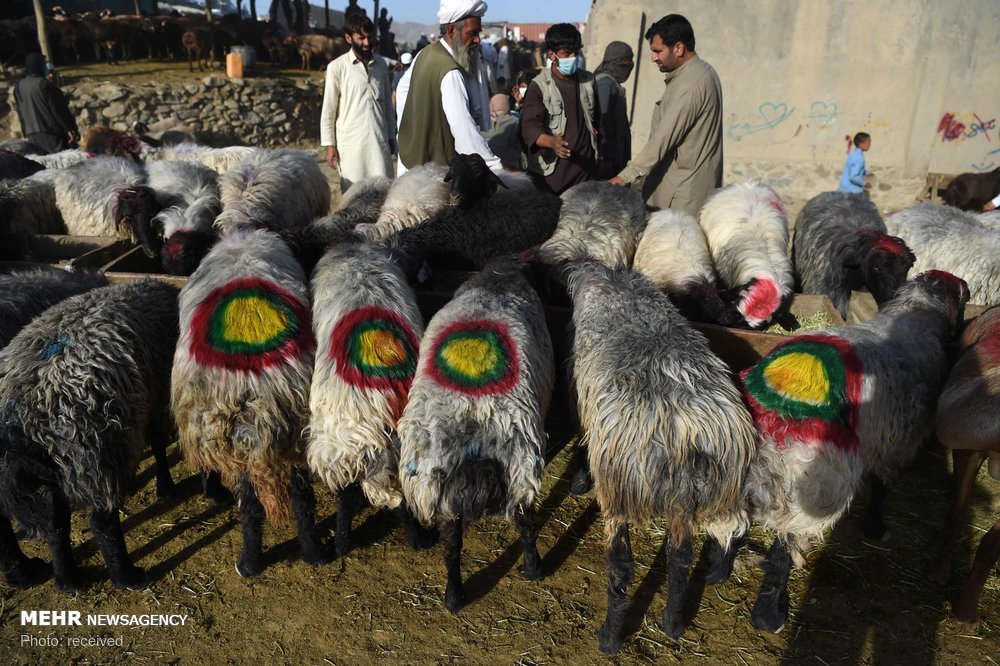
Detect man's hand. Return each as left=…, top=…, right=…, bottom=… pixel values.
left=539, top=133, right=570, bottom=159
left=608, top=176, right=626, bottom=186
left=985, top=200, right=997, bottom=212
left=326, top=145, right=340, bottom=169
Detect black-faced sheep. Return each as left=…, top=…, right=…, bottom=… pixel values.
left=792, top=192, right=915, bottom=318
left=146, top=159, right=222, bottom=275
left=171, top=228, right=329, bottom=577
left=0, top=269, right=108, bottom=347
left=928, top=305, right=1000, bottom=629
left=397, top=256, right=555, bottom=612
left=631, top=209, right=741, bottom=325
left=307, top=235, right=433, bottom=556
left=563, top=260, right=758, bottom=652
left=737, top=270, right=969, bottom=633
left=0, top=280, right=180, bottom=591
left=886, top=203, right=1000, bottom=306
left=699, top=179, right=795, bottom=328
left=537, top=180, right=647, bottom=267
left=942, top=167, right=1000, bottom=211
left=215, top=148, right=331, bottom=235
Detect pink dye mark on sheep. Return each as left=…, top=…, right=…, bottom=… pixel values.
left=741, top=278, right=781, bottom=326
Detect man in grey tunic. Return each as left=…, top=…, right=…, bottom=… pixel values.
left=609, top=14, right=722, bottom=216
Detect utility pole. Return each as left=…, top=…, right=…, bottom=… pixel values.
left=31, top=0, right=53, bottom=64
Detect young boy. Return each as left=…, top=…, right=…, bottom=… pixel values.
left=839, top=132, right=874, bottom=195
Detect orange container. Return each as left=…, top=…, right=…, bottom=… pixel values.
left=226, top=52, right=243, bottom=79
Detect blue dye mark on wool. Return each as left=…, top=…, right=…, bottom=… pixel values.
left=405, top=459, right=418, bottom=477
left=464, top=441, right=483, bottom=459
left=39, top=336, right=71, bottom=360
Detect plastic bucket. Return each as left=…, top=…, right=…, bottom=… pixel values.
left=231, top=45, right=257, bottom=70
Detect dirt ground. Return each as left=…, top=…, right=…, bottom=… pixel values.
left=1, top=59, right=998, bottom=666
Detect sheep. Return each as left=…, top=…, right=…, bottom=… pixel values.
left=307, top=234, right=434, bottom=556
left=27, top=149, right=90, bottom=170
left=0, top=139, right=44, bottom=155
left=792, top=192, right=915, bottom=318
left=943, top=167, right=1000, bottom=211
left=562, top=260, right=758, bottom=652
left=0, top=269, right=108, bottom=347
left=397, top=255, right=555, bottom=612
left=0, top=280, right=180, bottom=591
left=146, top=159, right=222, bottom=275
left=699, top=179, right=795, bottom=328
left=631, top=209, right=741, bottom=325
left=283, top=176, right=392, bottom=274
left=886, top=203, right=1000, bottom=306
left=537, top=180, right=646, bottom=267
left=215, top=148, right=331, bottom=235
left=928, top=305, right=1000, bottom=629
left=0, top=149, right=45, bottom=179
left=0, top=173, right=65, bottom=235
left=170, top=227, right=329, bottom=576
left=49, top=156, right=163, bottom=258
left=145, top=143, right=260, bottom=175
left=738, top=270, right=969, bottom=633
left=974, top=209, right=1000, bottom=231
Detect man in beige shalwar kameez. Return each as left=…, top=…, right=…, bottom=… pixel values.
left=321, top=13, right=394, bottom=192
left=609, top=14, right=723, bottom=217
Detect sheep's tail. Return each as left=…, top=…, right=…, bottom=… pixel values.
left=246, top=457, right=294, bottom=527
left=443, top=457, right=508, bottom=527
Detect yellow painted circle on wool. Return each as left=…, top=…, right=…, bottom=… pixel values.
left=762, top=351, right=829, bottom=405
left=358, top=329, right=408, bottom=367
left=441, top=337, right=499, bottom=378
left=222, top=297, right=290, bottom=345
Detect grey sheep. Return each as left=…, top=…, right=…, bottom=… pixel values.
left=146, top=159, right=222, bottom=275
left=0, top=280, right=180, bottom=591
left=0, top=269, right=108, bottom=347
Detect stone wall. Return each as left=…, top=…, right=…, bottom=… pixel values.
left=2, top=75, right=325, bottom=148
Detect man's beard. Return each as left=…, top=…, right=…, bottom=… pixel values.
left=446, top=34, right=475, bottom=71
left=350, top=39, right=372, bottom=60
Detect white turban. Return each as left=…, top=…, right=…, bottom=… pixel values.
left=437, top=0, right=487, bottom=25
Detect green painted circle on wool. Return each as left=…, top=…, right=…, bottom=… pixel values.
left=743, top=340, right=847, bottom=422
left=207, top=288, right=300, bottom=355
left=346, top=319, right=417, bottom=381
left=434, top=328, right=511, bottom=390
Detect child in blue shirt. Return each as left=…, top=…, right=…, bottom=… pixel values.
left=839, top=132, right=873, bottom=195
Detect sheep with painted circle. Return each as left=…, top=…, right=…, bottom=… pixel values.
left=170, top=227, right=329, bottom=577
left=397, top=255, right=555, bottom=612
left=736, top=270, right=969, bottom=633
left=307, top=234, right=433, bottom=557
left=699, top=179, right=795, bottom=328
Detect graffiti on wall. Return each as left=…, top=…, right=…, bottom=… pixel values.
left=937, top=112, right=995, bottom=143
left=728, top=100, right=837, bottom=141
left=971, top=147, right=1000, bottom=172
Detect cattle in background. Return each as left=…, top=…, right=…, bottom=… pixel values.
left=283, top=33, right=348, bottom=71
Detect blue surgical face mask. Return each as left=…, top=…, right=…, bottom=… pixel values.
left=556, top=55, right=579, bottom=76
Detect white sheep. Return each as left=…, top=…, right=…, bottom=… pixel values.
left=397, top=256, right=555, bottom=612
left=699, top=179, right=795, bottom=328
left=145, top=142, right=260, bottom=174
left=739, top=270, right=969, bottom=632
left=146, top=159, right=222, bottom=275
left=564, top=260, right=759, bottom=651
left=0, top=173, right=64, bottom=235
left=171, top=227, right=329, bottom=576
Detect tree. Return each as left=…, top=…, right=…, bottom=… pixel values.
left=205, top=0, right=213, bottom=23
left=31, top=0, right=52, bottom=63
left=250, top=0, right=257, bottom=21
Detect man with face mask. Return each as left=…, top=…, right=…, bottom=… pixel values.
left=396, top=0, right=501, bottom=175
left=594, top=41, right=634, bottom=177
left=608, top=14, right=723, bottom=216
left=320, top=13, right=394, bottom=192
left=520, top=23, right=599, bottom=194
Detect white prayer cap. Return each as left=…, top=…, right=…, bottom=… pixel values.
left=400, top=52, right=413, bottom=65
left=437, top=0, right=487, bottom=25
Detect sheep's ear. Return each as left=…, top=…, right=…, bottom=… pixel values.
left=443, top=168, right=453, bottom=183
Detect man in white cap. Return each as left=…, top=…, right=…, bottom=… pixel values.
left=396, top=0, right=501, bottom=174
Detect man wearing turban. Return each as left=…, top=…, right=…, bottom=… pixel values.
left=396, top=0, right=501, bottom=174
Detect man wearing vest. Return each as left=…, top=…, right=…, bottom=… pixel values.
left=520, top=23, right=600, bottom=194
left=397, top=0, right=501, bottom=175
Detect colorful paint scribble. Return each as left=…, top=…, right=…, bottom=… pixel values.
left=938, top=112, right=996, bottom=143
left=741, top=335, right=862, bottom=452
left=330, top=306, right=419, bottom=391
left=190, top=277, right=313, bottom=372
left=427, top=319, right=519, bottom=396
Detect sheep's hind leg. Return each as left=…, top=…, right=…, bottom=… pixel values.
left=290, top=466, right=330, bottom=565
left=514, top=504, right=543, bottom=580
left=569, top=445, right=593, bottom=495
left=235, top=473, right=266, bottom=577
left=333, top=482, right=363, bottom=558
left=201, top=470, right=234, bottom=505
left=750, top=538, right=793, bottom=633
left=441, top=517, right=466, bottom=612
left=149, top=431, right=175, bottom=499
left=0, top=513, right=50, bottom=588
left=704, top=534, right=743, bottom=584
left=953, top=515, right=1000, bottom=628
left=90, top=506, right=148, bottom=590
left=598, top=522, right=634, bottom=654
left=45, top=487, right=83, bottom=592
left=862, top=476, right=890, bottom=541
left=393, top=501, right=437, bottom=551
left=662, top=535, right=694, bottom=639
left=929, top=450, right=984, bottom=583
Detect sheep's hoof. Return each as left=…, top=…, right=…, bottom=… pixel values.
left=236, top=556, right=266, bottom=578
left=5, top=557, right=51, bottom=589
left=443, top=584, right=466, bottom=613
left=750, top=605, right=786, bottom=634
left=522, top=557, right=544, bottom=581
left=114, top=566, right=150, bottom=591
left=862, top=516, right=888, bottom=542
left=156, top=477, right=177, bottom=500
left=569, top=467, right=593, bottom=496
left=407, top=526, right=438, bottom=551
left=927, top=559, right=951, bottom=585
left=54, top=572, right=84, bottom=593
left=302, top=543, right=334, bottom=566
left=597, top=623, right=623, bottom=655
left=662, top=612, right=686, bottom=640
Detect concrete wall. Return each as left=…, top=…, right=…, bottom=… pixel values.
left=585, top=0, right=1000, bottom=188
